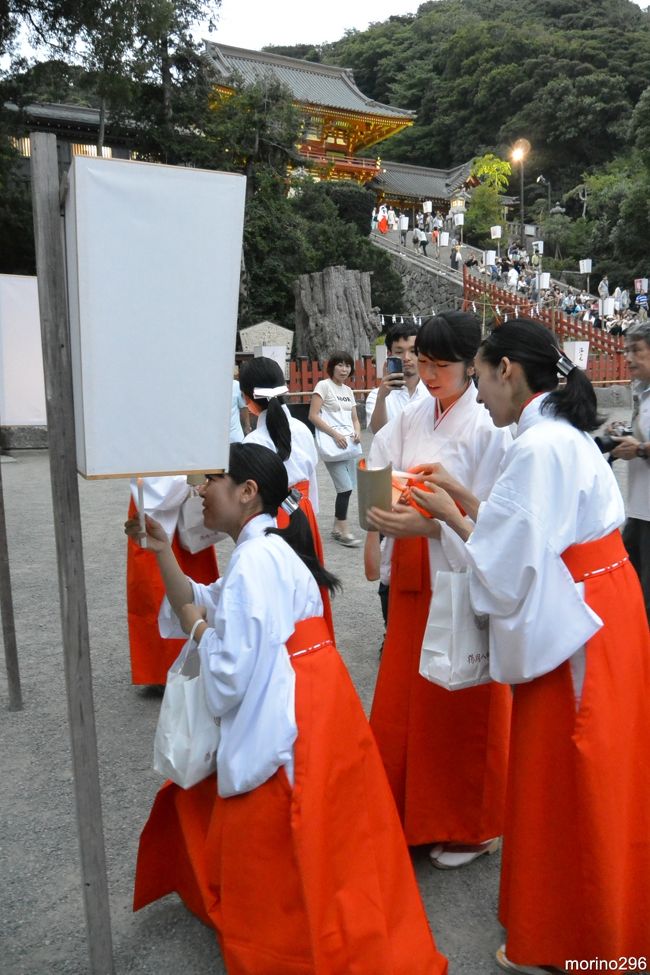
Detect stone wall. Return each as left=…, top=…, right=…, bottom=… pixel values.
left=386, top=253, right=464, bottom=317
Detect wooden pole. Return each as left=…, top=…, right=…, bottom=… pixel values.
left=30, top=132, right=115, bottom=974
left=0, top=450, right=22, bottom=710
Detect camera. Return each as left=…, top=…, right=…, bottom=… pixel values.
left=594, top=423, right=633, bottom=454
left=386, top=355, right=404, bottom=376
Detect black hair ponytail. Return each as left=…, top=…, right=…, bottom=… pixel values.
left=266, top=509, right=341, bottom=597
left=239, top=357, right=292, bottom=461
left=228, top=443, right=341, bottom=596
left=480, top=319, right=602, bottom=431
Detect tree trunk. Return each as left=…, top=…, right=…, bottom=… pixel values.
left=96, top=95, right=106, bottom=155
left=293, top=266, right=380, bottom=359
left=160, top=34, right=173, bottom=126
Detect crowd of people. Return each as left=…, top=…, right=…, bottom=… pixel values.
left=125, top=315, right=650, bottom=975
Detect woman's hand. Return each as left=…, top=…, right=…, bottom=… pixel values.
left=409, top=463, right=463, bottom=498
left=124, top=514, right=170, bottom=553
left=410, top=483, right=459, bottom=523
left=179, top=603, right=207, bottom=636
left=367, top=504, right=441, bottom=539
left=332, top=431, right=348, bottom=449
left=351, top=430, right=361, bottom=444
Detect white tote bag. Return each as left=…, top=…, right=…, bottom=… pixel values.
left=419, top=571, right=490, bottom=691
left=177, top=490, right=225, bottom=553
left=153, top=639, right=221, bottom=788
left=314, top=380, right=363, bottom=463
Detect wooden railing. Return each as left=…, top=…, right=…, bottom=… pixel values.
left=463, top=268, right=629, bottom=384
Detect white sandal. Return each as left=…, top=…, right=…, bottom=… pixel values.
left=496, top=945, right=567, bottom=974
left=429, top=836, right=499, bottom=869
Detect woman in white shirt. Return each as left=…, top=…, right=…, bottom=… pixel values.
left=130, top=443, right=448, bottom=975
left=309, top=351, right=363, bottom=547
left=409, top=319, right=650, bottom=973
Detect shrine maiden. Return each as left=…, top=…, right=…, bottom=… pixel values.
left=126, top=476, right=217, bottom=685
left=411, top=320, right=650, bottom=972
left=238, top=356, right=333, bottom=633
left=367, top=312, right=512, bottom=865
left=130, top=443, right=448, bottom=975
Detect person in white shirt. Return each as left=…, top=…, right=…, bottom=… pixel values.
left=309, top=352, right=363, bottom=547
left=366, top=325, right=429, bottom=435
left=409, top=319, right=650, bottom=974
left=610, top=322, right=650, bottom=620
left=129, top=443, right=448, bottom=975
left=230, top=377, right=251, bottom=443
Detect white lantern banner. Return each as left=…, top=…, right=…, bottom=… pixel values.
left=533, top=240, right=544, bottom=255
left=423, top=200, right=433, bottom=213
left=439, top=231, right=450, bottom=246
left=376, top=344, right=388, bottom=377
left=579, top=259, right=593, bottom=274
left=539, top=273, right=551, bottom=289
left=253, top=345, right=288, bottom=377
left=635, top=277, right=649, bottom=294
left=454, top=212, right=464, bottom=226
left=602, top=297, right=616, bottom=317
left=524, top=224, right=536, bottom=236
left=564, top=341, right=590, bottom=370
left=485, top=250, right=496, bottom=265
left=65, top=155, right=246, bottom=478
left=490, top=225, right=502, bottom=239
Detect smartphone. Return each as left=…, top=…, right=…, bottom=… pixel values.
left=386, top=355, right=404, bottom=375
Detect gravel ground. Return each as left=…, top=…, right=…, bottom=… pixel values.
left=0, top=409, right=630, bottom=975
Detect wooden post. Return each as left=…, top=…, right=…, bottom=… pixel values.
left=30, top=132, right=115, bottom=974
left=0, top=450, right=22, bottom=710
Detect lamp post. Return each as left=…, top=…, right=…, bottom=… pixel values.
left=450, top=189, right=469, bottom=246
left=536, top=174, right=551, bottom=213
left=511, top=139, right=530, bottom=248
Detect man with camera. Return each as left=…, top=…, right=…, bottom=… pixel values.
left=610, top=322, right=650, bottom=621
left=366, top=324, right=428, bottom=435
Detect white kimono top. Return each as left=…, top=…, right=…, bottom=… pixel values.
left=159, top=514, right=323, bottom=797
left=368, top=383, right=512, bottom=582
left=466, top=394, right=625, bottom=685
left=244, top=405, right=319, bottom=512
left=129, top=476, right=189, bottom=539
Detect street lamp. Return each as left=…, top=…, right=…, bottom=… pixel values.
left=450, top=189, right=470, bottom=245
left=536, top=174, right=551, bottom=213
left=511, top=138, right=530, bottom=247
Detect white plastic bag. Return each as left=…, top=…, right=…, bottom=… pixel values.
left=153, top=639, right=220, bottom=788
left=177, top=490, right=225, bottom=553
left=419, top=571, right=490, bottom=691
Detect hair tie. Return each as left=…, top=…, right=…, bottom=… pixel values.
left=280, top=488, right=301, bottom=516
left=253, top=384, right=288, bottom=400
left=556, top=353, right=577, bottom=378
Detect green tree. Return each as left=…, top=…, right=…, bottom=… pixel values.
left=470, top=152, right=511, bottom=192
left=464, top=183, right=505, bottom=248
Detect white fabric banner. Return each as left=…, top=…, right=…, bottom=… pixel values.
left=65, top=156, right=246, bottom=478
left=0, top=274, right=47, bottom=425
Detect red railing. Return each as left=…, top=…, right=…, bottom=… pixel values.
left=288, top=357, right=377, bottom=402
left=463, top=268, right=629, bottom=384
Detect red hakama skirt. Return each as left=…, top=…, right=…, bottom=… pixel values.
left=500, top=530, right=650, bottom=967
left=126, top=498, right=218, bottom=685
left=370, top=536, right=512, bottom=846
left=134, top=616, right=447, bottom=975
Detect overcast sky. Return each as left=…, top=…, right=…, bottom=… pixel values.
left=197, top=0, right=426, bottom=50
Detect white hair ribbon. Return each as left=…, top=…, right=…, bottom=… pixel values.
left=253, top=385, right=288, bottom=400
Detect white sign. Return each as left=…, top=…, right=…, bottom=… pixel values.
left=375, top=343, right=387, bottom=377
left=533, top=240, right=544, bottom=255
left=564, top=341, right=590, bottom=370
left=485, top=250, right=496, bottom=265
left=539, top=272, right=551, bottom=289
left=65, top=155, right=246, bottom=478
left=602, top=297, right=616, bottom=317
left=490, top=225, right=502, bottom=239
left=240, top=321, right=293, bottom=355
left=439, top=231, right=450, bottom=246
left=454, top=212, right=464, bottom=226
left=579, top=259, right=593, bottom=274
left=252, top=345, right=288, bottom=377
left=0, top=274, right=47, bottom=425
left=635, top=277, right=649, bottom=294
left=524, top=224, right=536, bottom=236
left=423, top=200, right=432, bottom=213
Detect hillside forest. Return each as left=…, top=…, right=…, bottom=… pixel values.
left=2, top=0, right=650, bottom=321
